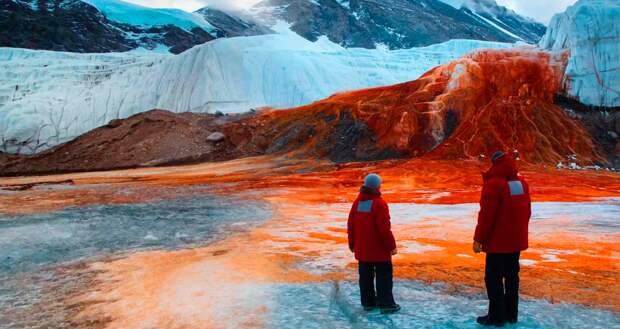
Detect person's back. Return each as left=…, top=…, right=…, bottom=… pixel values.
left=347, top=174, right=400, bottom=314
left=479, top=174, right=530, bottom=254
left=473, top=151, right=531, bottom=327
left=349, top=187, right=394, bottom=263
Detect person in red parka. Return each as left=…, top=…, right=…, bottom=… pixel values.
left=347, top=173, right=400, bottom=314
left=473, top=151, right=531, bottom=327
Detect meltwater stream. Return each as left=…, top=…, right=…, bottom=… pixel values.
left=0, top=195, right=271, bottom=328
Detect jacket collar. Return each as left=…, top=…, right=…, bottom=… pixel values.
left=359, top=185, right=381, bottom=200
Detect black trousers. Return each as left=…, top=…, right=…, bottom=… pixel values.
left=485, top=252, right=520, bottom=322
left=358, top=261, right=396, bottom=307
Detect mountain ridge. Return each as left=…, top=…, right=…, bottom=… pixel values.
left=1, top=0, right=545, bottom=54
left=247, top=0, right=546, bottom=49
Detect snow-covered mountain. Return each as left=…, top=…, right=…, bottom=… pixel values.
left=540, top=0, right=620, bottom=108
left=440, top=0, right=545, bottom=42
left=194, top=7, right=274, bottom=38
left=0, top=0, right=216, bottom=53
left=0, top=31, right=512, bottom=153
left=246, top=0, right=546, bottom=49
left=1, top=0, right=544, bottom=54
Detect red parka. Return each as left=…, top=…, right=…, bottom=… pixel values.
left=474, top=155, right=532, bottom=253
left=347, top=188, right=397, bottom=262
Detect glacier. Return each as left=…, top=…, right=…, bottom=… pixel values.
left=540, top=0, right=620, bottom=107
left=80, top=0, right=216, bottom=32
left=0, top=32, right=512, bottom=153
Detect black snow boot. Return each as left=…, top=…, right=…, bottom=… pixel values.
left=476, top=315, right=505, bottom=327
left=380, top=304, right=401, bottom=314
left=363, top=305, right=377, bottom=311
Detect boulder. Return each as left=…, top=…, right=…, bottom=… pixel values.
left=207, top=132, right=226, bottom=142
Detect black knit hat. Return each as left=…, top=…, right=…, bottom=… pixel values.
left=491, top=151, right=505, bottom=163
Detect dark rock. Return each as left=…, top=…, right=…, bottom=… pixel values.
left=444, top=109, right=460, bottom=138
left=106, top=119, right=123, bottom=129
left=557, top=96, right=620, bottom=169
left=266, top=122, right=314, bottom=154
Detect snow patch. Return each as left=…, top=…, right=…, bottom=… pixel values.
left=520, top=259, right=538, bottom=266
left=400, top=240, right=443, bottom=254
left=335, top=0, right=350, bottom=10
left=456, top=253, right=473, bottom=258
left=438, top=0, right=464, bottom=9
left=470, top=11, right=524, bottom=41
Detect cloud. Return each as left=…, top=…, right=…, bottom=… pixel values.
left=496, top=0, right=578, bottom=24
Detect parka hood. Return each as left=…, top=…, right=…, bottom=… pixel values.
left=483, top=154, right=519, bottom=182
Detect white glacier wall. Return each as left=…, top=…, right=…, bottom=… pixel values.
left=0, top=33, right=512, bottom=153
left=539, top=0, right=620, bottom=107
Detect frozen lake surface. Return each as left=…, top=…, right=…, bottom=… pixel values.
left=0, top=195, right=271, bottom=275
left=0, top=195, right=271, bottom=327
left=0, top=196, right=619, bottom=328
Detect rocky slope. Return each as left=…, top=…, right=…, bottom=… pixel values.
left=247, top=0, right=545, bottom=48
left=1, top=48, right=610, bottom=176
left=1, top=0, right=215, bottom=54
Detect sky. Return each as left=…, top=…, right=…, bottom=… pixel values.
left=123, top=0, right=578, bottom=25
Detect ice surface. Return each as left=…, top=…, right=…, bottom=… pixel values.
left=0, top=35, right=513, bottom=153
left=1, top=196, right=619, bottom=327
left=264, top=281, right=620, bottom=329
left=0, top=194, right=270, bottom=275
left=540, top=0, right=620, bottom=107
left=80, top=0, right=216, bottom=32
left=0, top=194, right=271, bottom=327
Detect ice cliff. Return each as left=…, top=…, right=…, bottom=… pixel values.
left=540, top=0, right=620, bottom=107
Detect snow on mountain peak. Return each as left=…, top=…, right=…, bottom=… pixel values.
left=438, top=0, right=464, bottom=9
left=540, top=0, right=620, bottom=107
